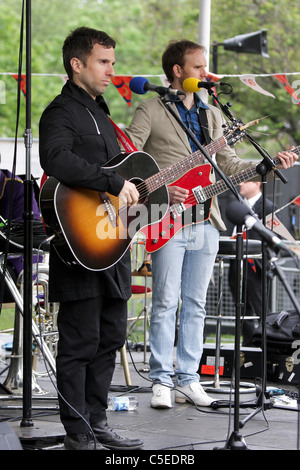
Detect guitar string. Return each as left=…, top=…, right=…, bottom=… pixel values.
left=105, top=125, right=245, bottom=209
left=114, top=127, right=244, bottom=207
left=112, top=146, right=246, bottom=214
left=173, top=154, right=281, bottom=207
left=137, top=149, right=299, bottom=223
left=169, top=148, right=299, bottom=211
left=114, top=121, right=263, bottom=209
left=103, top=141, right=299, bottom=216
left=121, top=122, right=258, bottom=204
left=105, top=134, right=230, bottom=211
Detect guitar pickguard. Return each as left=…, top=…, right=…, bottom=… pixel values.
left=141, top=164, right=213, bottom=253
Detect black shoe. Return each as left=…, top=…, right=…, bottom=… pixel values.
left=64, top=432, right=107, bottom=450
left=91, top=420, right=144, bottom=450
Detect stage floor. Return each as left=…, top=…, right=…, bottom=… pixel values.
left=0, top=337, right=299, bottom=452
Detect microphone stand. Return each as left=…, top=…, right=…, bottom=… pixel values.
left=237, top=167, right=272, bottom=427
left=209, top=87, right=290, bottom=430
left=236, top=135, right=288, bottom=428
left=21, top=0, right=34, bottom=428
left=159, top=92, right=251, bottom=450
left=160, top=85, right=289, bottom=449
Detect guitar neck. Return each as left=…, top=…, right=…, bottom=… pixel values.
left=203, top=145, right=300, bottom=200
left=145, top=136, right=227, bottom=193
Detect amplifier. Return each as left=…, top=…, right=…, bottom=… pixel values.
left=199, top=344, right=262, bottom=379
left=266, top=350, right=300, bottom=385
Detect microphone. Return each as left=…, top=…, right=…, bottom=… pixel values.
left=226, top=201, right=284, bottom=251
left=183, top=77, right=220, bottom=93
left=129, top=76, right=185, bottom=96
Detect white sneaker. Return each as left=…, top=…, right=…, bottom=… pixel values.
left=175, top=382, right=213, bottom=407
left=150, top=384, right=173, bottom=409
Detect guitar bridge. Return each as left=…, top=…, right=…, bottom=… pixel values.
left=192, top=186, right=207, bottom=204
left=99, top=192, right=117, bottom=228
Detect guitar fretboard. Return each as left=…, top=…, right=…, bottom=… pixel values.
left=145, top=136, right=227, bottom=193
left=203, top=145, right=300, bottom=200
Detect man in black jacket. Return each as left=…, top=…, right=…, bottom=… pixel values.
left=39, top=27, right=142, bottom=451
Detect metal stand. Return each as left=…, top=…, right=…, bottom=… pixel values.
left=240, top=246, right=300, bottom=428
left=21, top=0, right=34, bottom=428
left=219, top=228, right=249, bottom=449
left=0, top=256, right=57, bottom=400
left=238, top=170, right=272, bottom=427
left=128, top=273, right=152, bottom=364
left=202, top=238, right=261, bottom=394
left=153, top=80, right=287, bottom=450
left=0, top=256, right=64, bottom=447
left=159, top=94, right=254, bottom=449
left=0, top=256, right=56, bottom=379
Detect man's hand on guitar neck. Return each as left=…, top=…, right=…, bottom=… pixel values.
left=277, top=149, right=298, bottom=169
left=119, top=180, right=139, bottom=206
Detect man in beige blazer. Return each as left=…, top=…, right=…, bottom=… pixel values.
left=126, top=39, right=297, bottom=409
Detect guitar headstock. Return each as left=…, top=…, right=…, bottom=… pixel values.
left=224, top=119, right=259, bottom=147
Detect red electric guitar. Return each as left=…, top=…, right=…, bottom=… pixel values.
left=140, top=145, right=300, bottom=253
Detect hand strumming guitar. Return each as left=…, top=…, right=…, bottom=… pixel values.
left=119, top=180, right=139, bottom=206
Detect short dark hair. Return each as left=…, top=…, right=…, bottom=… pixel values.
left=62, top=26, right=116, bottom=79
left=162, top=39, right=206, bottom=83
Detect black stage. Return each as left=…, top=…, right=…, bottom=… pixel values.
left=0, top=333, right=299, bottom=452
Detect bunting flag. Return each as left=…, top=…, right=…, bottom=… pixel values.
left=265, top=213, right=297, bottom=243
left=12, top=73, right=26, bottom=97
left=239, top=74, right=275, bottom=98
left=247, top=258, right=257, bottom=272
left=2, top=71, right=300, bottom=107
left=273, top=194, right=300, bottom=215
left=110, top=75, right=133, bottom=106
left=291, top=195, right=300, bottom=207
left=274, top=74, right=300, bottom=105
left=202, top=72, right=225, bottom=101
left=206, top=72, right=224, bottom=82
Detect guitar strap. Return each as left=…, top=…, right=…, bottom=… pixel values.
left=110, top=109, right=211, bottom=150
left=189, top=107, right=212, bottom=223
left=198, top=108, right=211, bottom=145
left=109, top=118, right=138, bottom=152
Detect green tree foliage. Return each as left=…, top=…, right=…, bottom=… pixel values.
left=0, top=0, right=299, bottom=156
left=211, top=0, right=300, bottom=154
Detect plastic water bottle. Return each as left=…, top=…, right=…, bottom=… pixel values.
left=107, top=396, right=139, bottom=411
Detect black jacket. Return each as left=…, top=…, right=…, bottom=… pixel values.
left=39, top=80, right=131, bottom=302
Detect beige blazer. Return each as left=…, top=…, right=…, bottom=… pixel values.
left=125, top=95, right=255, bottom=232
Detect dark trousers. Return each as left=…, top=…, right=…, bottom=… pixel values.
left=56, top=295, right=127, bottom=435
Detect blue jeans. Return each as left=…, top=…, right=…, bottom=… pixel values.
left=149, top=222, right=219, bottom=387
